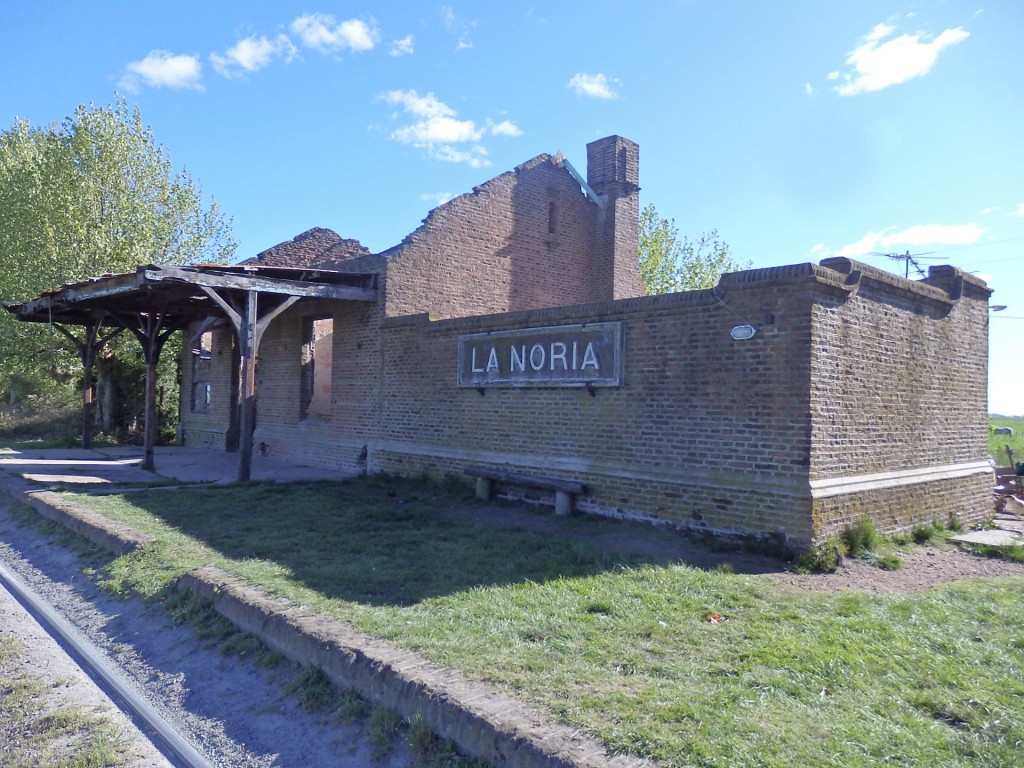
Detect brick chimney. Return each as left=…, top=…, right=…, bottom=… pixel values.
left=586, top=136, right=643, bottom=300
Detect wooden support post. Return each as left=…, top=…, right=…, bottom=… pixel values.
left=81, top=326, right=97, bottom=450
left=142, top=360, right=158, bottom=470
left=198, top=287, right=301, bottom=483
left=82, top=356, right=95, bottom=449
left=112, top=311, right=174, bottom=472
left=52, top=316, right=122, bottom=451
left=237, top=290, right=258, bottom=483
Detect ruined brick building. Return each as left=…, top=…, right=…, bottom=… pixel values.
left=179, top=135, right=992, bottom=549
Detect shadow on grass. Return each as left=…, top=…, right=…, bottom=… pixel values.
left=122, top=476, right=689, bottom=607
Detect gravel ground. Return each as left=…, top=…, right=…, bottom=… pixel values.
left=0, top=574, right=174, bottom=767
left=0, top=499, right=415, bottom=768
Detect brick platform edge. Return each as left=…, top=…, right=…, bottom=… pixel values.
left=0, top=478, right=648, bottom=768
left=0, top=475, right=155, bottom=555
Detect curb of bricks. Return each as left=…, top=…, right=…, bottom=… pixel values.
left=1, top=474, right=155, bottom=555
left=0, top=478, right=649, bottom=768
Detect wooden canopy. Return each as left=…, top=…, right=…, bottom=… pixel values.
left=5, top=263, right=377, bottom=480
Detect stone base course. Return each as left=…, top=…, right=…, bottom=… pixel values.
left=0, top=476, right=647, bottom=768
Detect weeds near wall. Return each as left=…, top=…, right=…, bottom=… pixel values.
left=793, top=538, right=845, bottom=573
left=963, top=542, right=1024, bottom=564
left=842, top=517, right=882, bottom=556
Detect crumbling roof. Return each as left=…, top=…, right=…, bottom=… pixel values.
left=243, top=152, right=582, bottom=267
left=245, top=227, right=372, bottom=268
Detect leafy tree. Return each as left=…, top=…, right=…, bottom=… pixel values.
left=638, top=203, right=749, bottom=294
left=0, top=96, right=235, bottom=425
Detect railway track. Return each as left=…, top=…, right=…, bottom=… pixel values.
left=0, top=559, right=214, bottom=768
left=0, top=496, right=420, bottom=768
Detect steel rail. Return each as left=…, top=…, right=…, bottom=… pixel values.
left=0, top=560, right=214, bottom=768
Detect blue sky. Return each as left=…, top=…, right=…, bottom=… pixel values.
left=2, top=1, right=1022, bottom=415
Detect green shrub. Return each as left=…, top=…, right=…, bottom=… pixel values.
left=842, top=517, right=881, bottom=557
left=794, top=538, right=845, bottom=573
left=911, top=524, right=936, bottom=545
left=408, top=712, right=434, bottom=755
left=285, top=666, right=334, bottom=712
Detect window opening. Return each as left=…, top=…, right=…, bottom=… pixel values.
left=300, top=316, right=333, bottom=420
left=190, top=330, right=212, bottom=413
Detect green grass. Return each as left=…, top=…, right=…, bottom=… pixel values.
left=0, top=637, right=126, bottom=767
left=989, top=415, right=1024, bottom=466
left=65, top=477, right=1024, bottom=768
left=961, top=542, right=1024, bottom=564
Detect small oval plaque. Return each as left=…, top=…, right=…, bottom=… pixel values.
left=729, top=324, right=757, bottom=341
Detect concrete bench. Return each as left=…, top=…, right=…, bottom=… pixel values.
left=464, top=465, right=586, bottom=517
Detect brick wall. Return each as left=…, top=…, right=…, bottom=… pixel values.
left=366, top=260, right=990, bottom=549
left=371, top=266, right=814, bottom=545
left=806, top=259, right=992, bottom=537
left=178, top=257, right=990, bottom=550
left=250, top=298, right=383, bottom=474
left=175, top=126, right=991, bottom=549
left=378, top=155, right=602, bottom=319
left=179, top=326, right=236, bottom=451
left=355, top=136, right=644, bottom=320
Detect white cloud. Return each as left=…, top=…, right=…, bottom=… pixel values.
left=836, top=230, right=888, bottom=257
left=804, top=82, right=815, bottom=97
left=390, top=35, right=414, bottom=56
left=379, top=89, right=491, bottom=167
left=210, top=35, right=295, bottom=78
left=1011, top=203, right=1024, bottom=218
left=440, top=6, right=475, bottom=50
left=379, top=92, right=520, bottom=167
left=393, top=115, right=482, bottom=145
left=568, top=73, right=619, bottom=99
left=827, top=71, right=840, bottom=80
left=433, top=145, right=489, bottom=168
left=836, top=223, right=987, bottom=256
left=441, top=6, right=458, bottom=30
left=118, top=50, right=203, bottom=93
left=888, top=223, right=986, bottom=245
left=488, top=119, right=523, bottom=137
left=381, top=89, right=456, bottom=120
left=833, top=22, right=969, bottom=96
left=291, top=14, right=379, bottom=53
left=421, top=192, right=453, bottom=207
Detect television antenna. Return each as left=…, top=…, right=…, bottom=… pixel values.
left=870, top=250, right=929, bottom=279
